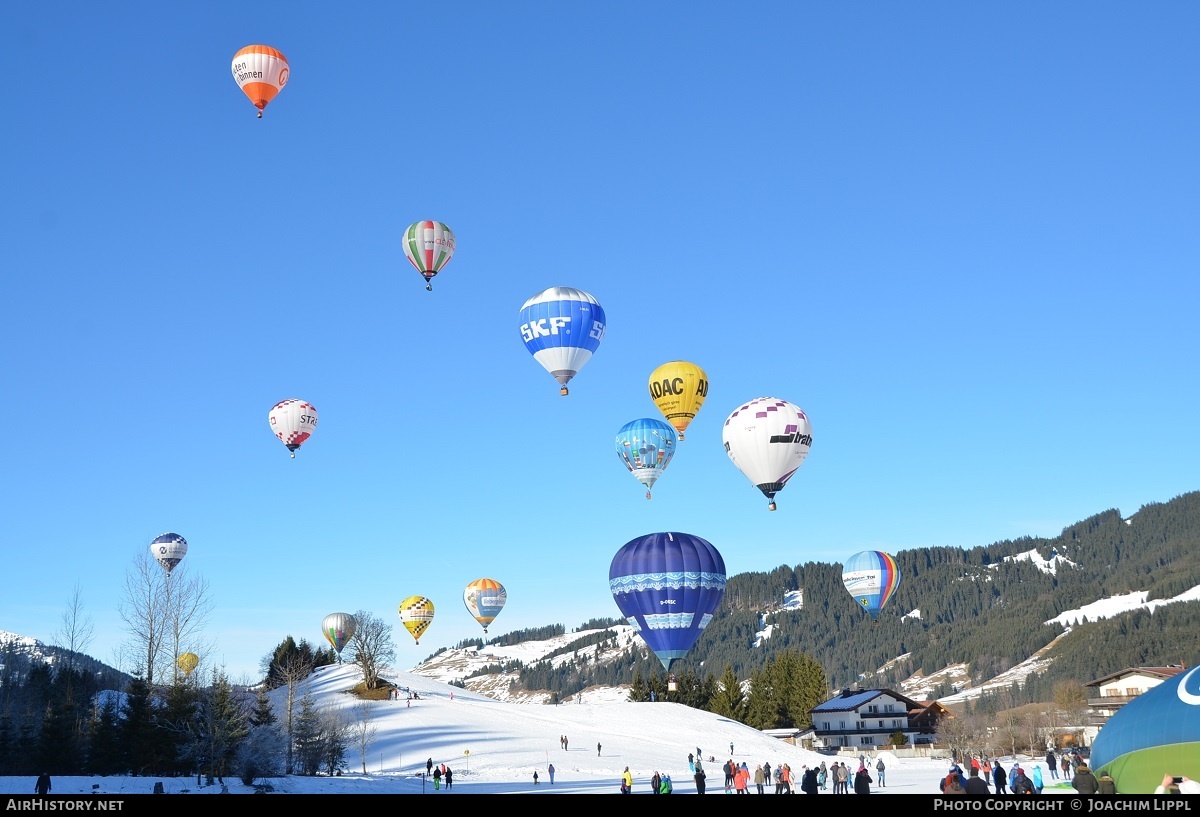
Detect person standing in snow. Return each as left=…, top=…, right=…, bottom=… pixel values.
left=992, top=761, right=1007, bottom=794
left=876, top=757, right=886, bottom=787
left=694, top=759, right=707, bottom=794
left=548, top=763, right=555, bottom=784
left=854, top=764, right=873, bottom=794
left=597, top=741, right=602, bottom=756
left=432, top=765, right=441, bottom=790
left=444, top=766, right=453, bottom=789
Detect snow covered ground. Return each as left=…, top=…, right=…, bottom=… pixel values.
left=0, top=663, right=1091, bottom=796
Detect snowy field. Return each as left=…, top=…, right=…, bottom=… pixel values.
left=0, top=664, right=1097, bottom=797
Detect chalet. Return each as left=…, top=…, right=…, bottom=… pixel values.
left=808, top=687, right=941, bottom=750
left=1086, top=666, right=1186, bottom=729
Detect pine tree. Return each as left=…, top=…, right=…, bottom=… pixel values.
left=249, top=687, right=277, bottom=727
left=84, top=696, right=123, bottom=775
left=196, top=668, right=250, bottom=782
left=708, top=665, right=747, bottom=721
left=293, top=691, right=324, bottom=776
left=120, top=675, right=161, bottom=775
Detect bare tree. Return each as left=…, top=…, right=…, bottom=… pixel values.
left=936, top=707, right=973, bottom=760
left=1054, top=680, right=1089, bottom=735
left=53, top=582, right=95, bottom=706
left=53, top=582, right=95, bottom=668
left=351, top=699, right=377, bottom=774
left=274, top=651, right=315, bottom=774
left=118, top=548, right=211, bottom=686
left=997, top=709, right=1025, bottom=758
left=348, top=610, right=395, bottom=691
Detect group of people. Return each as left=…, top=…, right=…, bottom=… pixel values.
left=679, top=756, right=876, bottom=794
left=936, top=755, right=1104, bottom=795
left=648, top=770, right=673, bottom=793
left=425, top=758, right=452, bottom=790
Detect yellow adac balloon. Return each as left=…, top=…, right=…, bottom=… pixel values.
left=177, top=652, right=199, bottom=677
left=648, top=361, right=709, bottom=440
left=399, top=596, right=435, bottom=645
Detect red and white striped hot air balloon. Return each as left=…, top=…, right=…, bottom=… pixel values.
left=232, top=45, right=290, bottom=118
left=402, top=221, right=456, bottom=291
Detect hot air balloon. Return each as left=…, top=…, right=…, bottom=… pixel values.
left=648, top=361, right=709, bottom=441
left=177, top=652, right=199, bottom=677
left=403, top=221, right=456, bottom=291
left=1090, top=667, right=1200, bottom=793
left=399, top=596, right=434, bottom=645
left=518, top=287, right=606, bottom=396
left=841, top=550, right=901, bottom=622
left=321, top=612, right=357, bottom=660
left=609, top=532, right=726, bottom=674
left=615, top=418, right=678, bottom=499
left=268, top=399, right=318, bottom=458
left=231, top=45, right=289, bottom=118
left=721, top=396, right=813, bottom=511
left=150, top=532, right=188, bottom=577
left=463, top=578, right=507, bottom=635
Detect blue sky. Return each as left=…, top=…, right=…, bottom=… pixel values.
left=2, top=2, right=1198, bottom=681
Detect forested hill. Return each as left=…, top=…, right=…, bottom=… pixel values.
left=677, top=490, right=1200, bottom=699
left=487, top=490, right=1200, bottom=705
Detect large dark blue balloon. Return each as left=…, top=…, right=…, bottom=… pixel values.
left=608, top=532, right=726, bottom=672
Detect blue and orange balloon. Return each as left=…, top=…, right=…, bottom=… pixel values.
left=464, top=578, right=507, bottom=635
left=841, top=550, right=901, bottom=621
left=609, top=532, right=726, bottom=672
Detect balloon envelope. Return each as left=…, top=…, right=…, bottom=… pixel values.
left=150, top=533, right=188, bottom=576
left=177, top=652, right=199, bottom=677
left=399, top=596, right=435, bottom=644
left=321, top=612, right=357, bottom=657
left=1091, top=668, right=1200, bottom=793
left=615, top=418, right=678, bottom=499
left=648, top=361, right=709, bottom=440
left=841, top=550, right=901, bottom=620
left=403, top=220, right=455, bottom=290
left=722, top=396, right=812, bottom=510
left=269, top=399, right=318, bottom=457
left=608, top=532, right=726, bottom=673
left=518, top=287, right=606, bottom=395
left=463, top=578, right=507, bottom=634
left=231, top=45, right=289, bottom=117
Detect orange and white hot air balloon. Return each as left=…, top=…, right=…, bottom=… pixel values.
left=231, top=45, right=290, bottom=118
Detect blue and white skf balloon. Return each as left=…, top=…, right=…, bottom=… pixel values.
left=518, top=286, right=606, bottom=396
left=609, top=532, right=726, bottom=673
left=615, top=418, right=678, bottom=499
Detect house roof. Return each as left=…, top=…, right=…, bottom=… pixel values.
left=1087, top=666, right=1186, bottom=687
left=810, top=687, right=922, bottom=714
